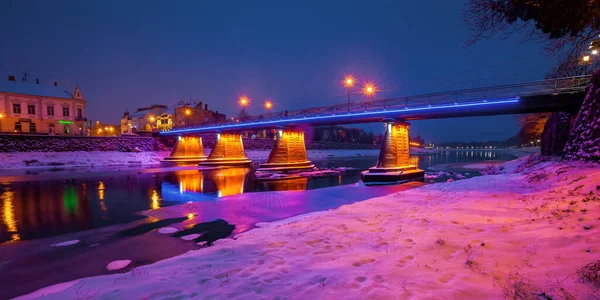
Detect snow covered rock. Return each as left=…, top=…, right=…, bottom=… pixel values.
left=157, top=227, right=178, bottom=234
left=564, top=69, right=600, bottom=162
left=106, top=260, right=132, bottom=271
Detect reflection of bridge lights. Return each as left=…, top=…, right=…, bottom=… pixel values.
left=151, top=189, right=160, bottom=210
left=1, top=189, right=20, bottom=242
left=97, top=181, right=105, bottom=200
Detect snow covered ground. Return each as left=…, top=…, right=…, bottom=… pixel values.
left=0, top=149, right=380, bottom=170
left=17, top=155, right=600, bottom=299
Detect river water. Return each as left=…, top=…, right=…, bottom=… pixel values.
left=0, top=150, right=516, bottom=244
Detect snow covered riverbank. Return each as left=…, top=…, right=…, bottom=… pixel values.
left=18, top=155, right=600, bottom=299
left=0, top=149, right=380, bottom=170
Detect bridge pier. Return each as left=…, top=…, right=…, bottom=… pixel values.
left=162, top=136, right=207, bottom=164
left=198, top=133, right=252, bottom=167
left=361, top=120, right=424, bottom=185
left=257, top=128, right=315, bottom=172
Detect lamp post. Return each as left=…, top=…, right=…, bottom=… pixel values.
left=239, top=96, right=249, bottom=121
left=344, top=76, right=354, bottom=112
left=149, top=116, right=156, bottom=132
left=185, top=108, right=191, bottom=127
left=0, top=113, right=3, bottom=133
left=363, top=82, right=377, bottom=110
left=264, top=101, right=272, bottom=119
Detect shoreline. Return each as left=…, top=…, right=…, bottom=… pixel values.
left=13, top=155, right=600, bottom=299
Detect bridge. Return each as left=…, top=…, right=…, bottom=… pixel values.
left=160, top=75, right=590, bottom=184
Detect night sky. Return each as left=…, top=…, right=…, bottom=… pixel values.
left=0, top=0, right=556, bottom=142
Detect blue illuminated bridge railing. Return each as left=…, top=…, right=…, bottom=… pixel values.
left=162, top=75, right=591, bottom=135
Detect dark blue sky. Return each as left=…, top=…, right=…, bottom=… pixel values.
left=0, top=0, right=556, bottom=142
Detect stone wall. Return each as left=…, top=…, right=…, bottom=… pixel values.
left=563, top=69, right=600, bottom=162
left=541, top=112, right=572, bottom=156
left=0, top=135, right=169, bottom=152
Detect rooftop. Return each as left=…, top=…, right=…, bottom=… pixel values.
left=0, top=80, right=74, bottom=99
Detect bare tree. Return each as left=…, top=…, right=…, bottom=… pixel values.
left=463, top=0, right=600, bottom=61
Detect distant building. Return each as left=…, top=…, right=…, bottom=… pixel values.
left=0, top=76, right=87, bottom=135
left=121, top=101, right=226, bottom=134
left=120, top=104, right=167, bottom=134
left=172, top=102, right=226, bottom=128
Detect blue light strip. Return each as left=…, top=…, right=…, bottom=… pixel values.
left=161, top=97, right=519, bottom=135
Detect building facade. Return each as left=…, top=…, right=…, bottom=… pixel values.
left=0, top=77, right=87, bottom=135
left=120, top=104, right=168, bottom=134
left=172, top=102, right=226, bottom=128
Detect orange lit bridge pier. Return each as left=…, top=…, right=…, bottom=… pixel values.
left=159, top=76, right=589, bottom=184
left=162, top=135, right=207, bottom=164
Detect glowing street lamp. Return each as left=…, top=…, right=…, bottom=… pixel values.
left=264, top=100, right=273, bottom=118
left=239, top=96, right=249, bottom=108
left=238, top=96, right=250, bottom=121
left=344, top=76, right=355, bottom=112
left=362, top=82, right=377, bottom=110
left=583, top=55, right=591, bottom=62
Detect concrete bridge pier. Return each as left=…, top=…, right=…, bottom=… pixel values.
left=162, top=136, right=208, bottom=164
left=198, top=132, right=252, bottom=167
left=257, top=128, right=315, bottom=172
left=361, top=119, right=424, bottom=185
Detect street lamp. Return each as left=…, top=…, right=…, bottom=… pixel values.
left=264, top=100, right=273, bottom=118
left=184, top=108, right=191, bottom=126
left=362, top=82, right=377, bottom=110
left=0, top=113, right=3, bottom=132
left=344, top=76, right=354, bottom=112
left=238, top=96, right=250, bottom=121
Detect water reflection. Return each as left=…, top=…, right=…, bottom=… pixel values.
left=0, top=150, right=515, bottom=243
left=211, top=168, right=249, bottom=197
left=1, top=188, right=19, bottom=242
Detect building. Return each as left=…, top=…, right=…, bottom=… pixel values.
left=172, top=102, right=226, bottom=128
left=0, top=76, right=87, bottom=135
left=120, top=104, right=167, bottom=134
left=121, top=101, right=226, bottom=134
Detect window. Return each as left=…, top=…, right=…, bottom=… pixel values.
left=77, top=108, right=82, bottom=118
left=63, top=125, right=70, bottom=134
left=161, top=119, right=168, bottom=125
left=12, top=104, right=21, bottom=114
left=47, top=106, right=55, bottom=116
left=27, top=105, right=35, bottom=115
left=14, top=122, right=21, bottom=132
left=62, top=107, right=69, bottom=117
left=29, top=122, right=36, bottom=133
left=48, top=124, right=55, bottom=134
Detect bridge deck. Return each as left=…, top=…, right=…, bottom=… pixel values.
left=162, top=75, right=589, bottom=135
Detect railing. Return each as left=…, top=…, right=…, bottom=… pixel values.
left=177, top=75, right=591, bottom=129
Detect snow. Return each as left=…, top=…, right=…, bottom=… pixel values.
left=0, top=151, right=171, bottom=169
left=13, top=280, right=80, bottom=300
left=50, top=240, right=79, bottom=247
left=461, top=163, right=491, bottom=169
left=106, top=260, right=132, bottom=271
left=157, top=227, right=178, bottom=234
left=181, top=234, right=201, bottom=241
left=16, top=156, right=600, bottom=299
